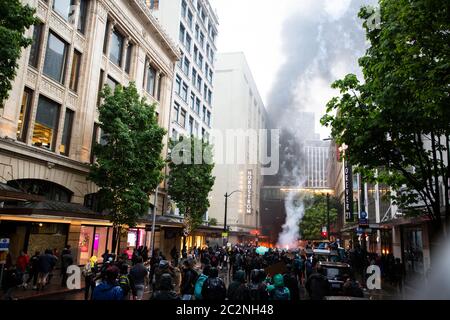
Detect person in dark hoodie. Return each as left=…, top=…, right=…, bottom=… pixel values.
left=151, top=273, right=179, bottom=300
left=92, top=265, right=123, bottom=300
left=305, top=264, right=330, bottom=300
left=227, top=269, right=248, bottom=300
left=37, top=249, right=57, bottom=290
left=247, top=269, right=269, bottom=301
left=201, top=267, right=226, bottom=301
left=283, top=264, right=300, bottom=300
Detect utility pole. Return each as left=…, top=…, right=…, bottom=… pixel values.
left=327, top=193, right=331, bottom=241
left=223, top=190, right=241, bottom=246
left=149, top=186, right=159, bottom=259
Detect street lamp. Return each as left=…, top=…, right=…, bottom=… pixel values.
left=223, top=190, right=241, bottom=246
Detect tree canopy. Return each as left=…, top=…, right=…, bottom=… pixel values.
left=321, top=0, right=450, bottom=227
left=0, top=0, right=36, bottom=106
left=88, top=82, right=166, bottom=231
left=167, top=136, right=215, bottom=235
left=300, top=195, right=339, bottom=240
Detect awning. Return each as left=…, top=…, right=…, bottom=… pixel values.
left=340, top=222, right=390, bottom=232
left=0, top=199, right=106, bottom=220
left=0, top=183, right=45, bottom=202
left=380, top=215, right=431, bottom=227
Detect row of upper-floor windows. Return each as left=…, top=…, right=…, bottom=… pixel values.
left=174, top=73, right=212, bottom=107
left=178, top=52, right=213, bottom=86
left=40, top=0, right=88, bottom=34
left=183, top=0, right=217, bottom=43
left=179, top=22, right=215, bottom=65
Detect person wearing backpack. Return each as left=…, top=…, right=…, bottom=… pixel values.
left=227, top=269, right=248, bottom=300
left=247, top=269, right=269, bottom=301
left=201, top=267, right=226, bottom=301
left=194, top=265, right=211, bottom=300
left=92, top=265, right=123, bottom=300
left=151, top=274, right=180, bottom=300
left=283, top=264, right=300, bottom=300
left=118, top=264, right=131, bottom=300
left=180, top=258, right=198, bottom=300
left=268, top=274, right=290, bottom=300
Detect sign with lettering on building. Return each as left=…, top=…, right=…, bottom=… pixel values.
left=344, top=161, right=354, bottom=222
left=246, top=169, right=253, bottom=214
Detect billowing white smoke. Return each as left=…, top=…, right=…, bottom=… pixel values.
left=277, top=189, right=306, bottom=248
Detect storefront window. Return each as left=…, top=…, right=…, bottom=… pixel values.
left=78, top=226, right=113, bottom=265
left=403, top=227, right=424, bottom=278
left=78, top=226, right=94, bottom=266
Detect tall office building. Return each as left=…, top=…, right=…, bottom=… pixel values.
left=149, top=0, right=219, bottom=141
left=209, top=52, right=267, bottom=241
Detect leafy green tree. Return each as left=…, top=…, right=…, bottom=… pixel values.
left=208, top=217, right=218, bottom=226
left=321, top=1, right=450, bottom=239
left=0, top=0, right=36, bottom=106
left=300, top=195, right=338, bottom=240
left=167, top=136, right=215, bottom=251
left=88, top=83, right=166, bottom=252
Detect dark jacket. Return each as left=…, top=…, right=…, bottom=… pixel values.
left=129, top=263, right=148, bottom=286
left=305, top=272, right=330, bottom=300
left=202, top=276, right=227, bottom=301
left=180, top=268, right=198, bottom=295
left=283, top=272, right=299, bottom=300
left=37, top=254, right=57, bottom=274
left=151, top=273, right=179, bottom=300
left=227, top=270, right=248, bottom=300
left=92, top=282, right=123, bottom=300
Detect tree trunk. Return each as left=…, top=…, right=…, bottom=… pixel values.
left=111, top=225, right=121, bottom=257
left=182, top=235, right=187, bottom=259
left=427, top=219, right=444, bottom=271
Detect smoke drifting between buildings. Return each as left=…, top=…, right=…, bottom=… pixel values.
left=262, top=0, right=376, bottom=246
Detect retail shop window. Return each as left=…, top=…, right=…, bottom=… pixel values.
left=17, top=87, right=34, bottom=142
left=32, top=96, right=60, bottom=151
left=69, top=50, right=82, bottom=92
left=43, top=32, right=68, bottom=84
left=109, top=29, right=124, bottom=67
left=77, top=0, right=88, bottom=34
left=28, top=22, right=44, bottom=69
left=59, top=108, right=74, bottom=156
left=52, top=0, right=74, bottom=22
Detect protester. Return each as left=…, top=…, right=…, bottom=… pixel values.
left=201, top=267, right=226, bottom=301
left=83, top=256, right=98, bottom=300
left=194, top=264, right=211, bottom=300
left=227, top=269, right=248, bottom=300
left=92, top=265, right=123, bottom=300
left=305, top=264, right=330, bottom=300
left=268, top=274, right=290, bottom=300
left=180, top=258, right=198, bottom=300
left=129, top=256, right=148, bottom=300
left=151, top=274, right=180, bottom=300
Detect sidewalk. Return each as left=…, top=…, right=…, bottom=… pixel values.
left=2, top=273, right=84, bottom=300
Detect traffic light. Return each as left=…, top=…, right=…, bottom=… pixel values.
left=321, top=226, right=328, bottom=238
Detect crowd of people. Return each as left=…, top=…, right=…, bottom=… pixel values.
left=1, top=245, right=74, bottom=300
left=1, top=241, right=405, bottom=300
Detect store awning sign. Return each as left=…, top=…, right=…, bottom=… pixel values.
left=0, top=238, right=10, bottom=251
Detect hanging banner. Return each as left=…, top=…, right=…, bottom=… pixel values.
left=246, top=169, right=253, bottom=214
left=344, top=161, right=354, bottom=222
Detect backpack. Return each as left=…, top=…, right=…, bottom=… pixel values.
left=119, top=275, right=131, bottom=296
left=271, top=287, right=290, bottom=300
left=248, top=283, right=267, bottom=301
left=204, top=277, right=226, bottom=300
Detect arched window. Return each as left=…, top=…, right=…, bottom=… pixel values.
left=8, top=179, right=73, bottom=203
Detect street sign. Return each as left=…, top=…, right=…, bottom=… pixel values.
left=356, top=227, right=363, bottom=235
left=359, top=211, right=369, bottom=226
left=0, top=238, right=10, bottom=251
left=222, top=232, right=228, bottom=237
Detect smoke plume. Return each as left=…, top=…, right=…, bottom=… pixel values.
left=269, top=0, right=376, bottom=246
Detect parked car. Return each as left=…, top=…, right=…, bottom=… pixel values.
left=318, top=261, right=352, bottom=295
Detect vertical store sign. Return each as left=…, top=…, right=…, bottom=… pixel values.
left=344, top=161, right=354, bottom=222
left=247, top=170, right=253, bottom=214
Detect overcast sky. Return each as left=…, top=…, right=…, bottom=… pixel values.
left=210, top=0, right=374, bottom=138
